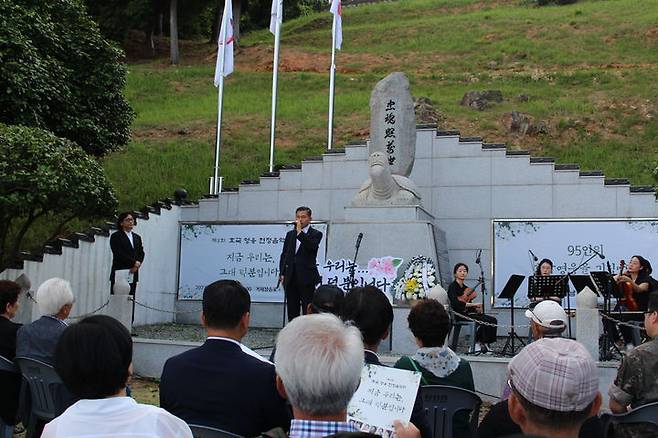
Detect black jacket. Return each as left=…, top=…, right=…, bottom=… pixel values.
left=110, top=230, right=145, bottom=282
left=279, top=227, right=322, bottom=287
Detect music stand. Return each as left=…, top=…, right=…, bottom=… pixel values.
left=528, top=275, right=568, bottom=300
left=590, top=270, right=622, bottom=360
left=569, top=275, right=598, bottom=295
left=498, top=274, right=526, bottom=356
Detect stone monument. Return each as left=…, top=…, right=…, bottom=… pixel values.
left=352, top=72, right=421, bottom=206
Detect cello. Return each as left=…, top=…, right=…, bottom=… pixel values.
left=617, top=260, right=639, bottom=311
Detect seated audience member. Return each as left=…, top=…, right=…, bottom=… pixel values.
left=41, top=315, right=191, bottom=437
left=340, top=286, right=431, bottom=438
left=16, top=277, right=74, bottom=363
left=160, top=279, right=291, bottom=436
left=274, top=313, right=419, bottom=438
left=394, top=299, right=474, bottom=437
left=525, top=299, right=567, bottom=340
left=0, top=280, right=23, bottom=427
left=608, top=291, right=658, bottom=438
left=270, top=284, right=345, bottom=362
left=505, top=338, right=602, bottom=438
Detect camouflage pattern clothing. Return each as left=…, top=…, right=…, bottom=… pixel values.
left=609, top=338, right=658, bottom=438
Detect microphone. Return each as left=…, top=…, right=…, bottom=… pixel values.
left=528, top=249, right=539, bottom=262
left=475, top=249, right=481, bottom=264
left=355, top=232, right=363, bottom=249
left=589, top=245, right=605, bottom=259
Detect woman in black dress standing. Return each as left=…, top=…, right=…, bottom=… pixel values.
left=447, top=263, right=498, bottom=353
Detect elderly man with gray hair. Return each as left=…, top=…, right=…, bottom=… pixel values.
left=274, top=313, right=420, bottom=438
left=16, top=277, right=75, bottom=364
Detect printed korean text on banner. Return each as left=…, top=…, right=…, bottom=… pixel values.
left=321, top=256, right=403, bottom=300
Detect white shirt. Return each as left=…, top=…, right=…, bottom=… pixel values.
left=41, top=397, right=192, bottom=437
left=124, top=230, right=134, bottom=247
left=295, top=224, right=310, bottom=253
left=206, top=336, right=272, bottom=364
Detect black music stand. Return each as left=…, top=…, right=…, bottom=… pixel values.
left=590, top=270, right=623, bottom=360
left=569, top=275, right=598, bottom=295
left=528, top=275, right=568, bottom=301
left=498, top=274, right=526, bottom=357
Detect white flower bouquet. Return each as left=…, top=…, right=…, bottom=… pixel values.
left=393, top=255, right=437, bottom=302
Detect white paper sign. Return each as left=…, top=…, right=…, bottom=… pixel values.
left=347, top=364, right=421, bottom=435
left=114, top=269, right=134, bottom=284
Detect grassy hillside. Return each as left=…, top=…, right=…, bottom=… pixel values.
left=104, top=0, right=658, bottom=211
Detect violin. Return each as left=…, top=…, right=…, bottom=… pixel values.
left=617, top=260, right=638, bottom=311
left=458, top=280, right=481, bottom=303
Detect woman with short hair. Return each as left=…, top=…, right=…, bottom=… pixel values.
left=42, top=315, right=191, bottom=437
left=394, top=299, right=475, bottom=436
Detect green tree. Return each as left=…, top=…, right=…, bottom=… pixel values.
left=0, top=0, right=134, bottom=156
left=0, top=125, right=118, bottom=272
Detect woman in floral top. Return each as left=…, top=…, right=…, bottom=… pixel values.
left=394, top=299, right=475, bottom=436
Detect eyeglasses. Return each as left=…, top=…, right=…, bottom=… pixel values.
left=645, top=309, right=656, bottom=316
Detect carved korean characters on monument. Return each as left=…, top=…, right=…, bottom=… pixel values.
left=352, top=72, right=421, bottom=206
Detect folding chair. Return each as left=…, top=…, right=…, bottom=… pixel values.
left=0, top=355, right=19, bottom=438
left=421, top=385, right=482, bottom=438
left=600, top=401, right=658, bottom=438
left=13, top=357, right=64, bottom=438
left=188, top=424, right=245, bottom=438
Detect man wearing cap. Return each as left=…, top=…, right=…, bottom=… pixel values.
left=608, top=291, right=658, bottom=437
left=477, top=336, right=603, bottom=438
left=507, top=338, right=602, bottom=438
left=526, top=300, right=568, bottom=340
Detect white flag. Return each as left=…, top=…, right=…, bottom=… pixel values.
left=269, top=0, right=283, bottom=35
left=214, top=0, right=234, bottom=84
left=330, top=0, right=342, bottom=50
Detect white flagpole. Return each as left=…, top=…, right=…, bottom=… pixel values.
left=327, top=15, right=337, bottom=150
left=213, top=75, right=225, bottom=195
left=268, top=4, right=282, bottom=173
left=211, top=0, right=232, bottom=195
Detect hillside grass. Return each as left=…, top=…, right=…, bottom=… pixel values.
left=103, top=0, right=658, bottom=211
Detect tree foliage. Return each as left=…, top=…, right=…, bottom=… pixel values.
left=0, top=124, right=118, bottom=271
left=0, top=0, right=134, bottom=156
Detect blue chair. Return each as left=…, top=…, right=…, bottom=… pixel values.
left=421, top=385, right=481, bottom=438
left=188, top=424, right=245, bottom=438
left=450, top=320, right=477, bottom=353
left=0, top=355, right=19, bottom=438
left=600, top=401, right=658, bottom=438
left=14, top=357, right=64, bottom=438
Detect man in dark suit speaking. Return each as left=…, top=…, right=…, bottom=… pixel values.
left=279, top=206, right=323, bottom=321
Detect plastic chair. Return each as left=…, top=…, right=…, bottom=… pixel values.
left=0, top=355, right=19, bottom=438
left=450, top=320, right=477, bottom=353
left=421, top=385, right=482, bottom=438
left=188, top=424, right=245, bottom=438
left=14, top=357, right=64, bottom=438
left=600, top=401, right=658, bottom=438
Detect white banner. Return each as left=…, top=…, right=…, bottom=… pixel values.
left=178, top=223, right=327, bottom=302
left=493, top=219, right=658, bottom=308
left=321, top=257, right=403, bottom=299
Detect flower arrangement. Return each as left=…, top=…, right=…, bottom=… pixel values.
left=393, top=255, right=437, bottom=302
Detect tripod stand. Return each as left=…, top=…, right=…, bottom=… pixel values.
left=499, top=274, right=527, bottom=356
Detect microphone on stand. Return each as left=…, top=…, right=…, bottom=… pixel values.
left=355, top=232, right=363, bottom=249
left=528, top=249, right=539, bottom=262
left=475, top=249, right=482, bottom=265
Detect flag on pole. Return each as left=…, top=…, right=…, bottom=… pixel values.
left=330, top=0, right=342, bottom=50
left=269, top=0, right=283, bottom=35
left=214, top=0, right=234, bottom=85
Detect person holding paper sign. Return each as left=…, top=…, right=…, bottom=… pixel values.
left=274, top=313, right=421, bottom=438
left=278, top=207, right=323, bottom=321
left=110, top=212, right=145, bottom=297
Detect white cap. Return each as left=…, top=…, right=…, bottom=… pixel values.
left=525, top=300, right=567, bottom=330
